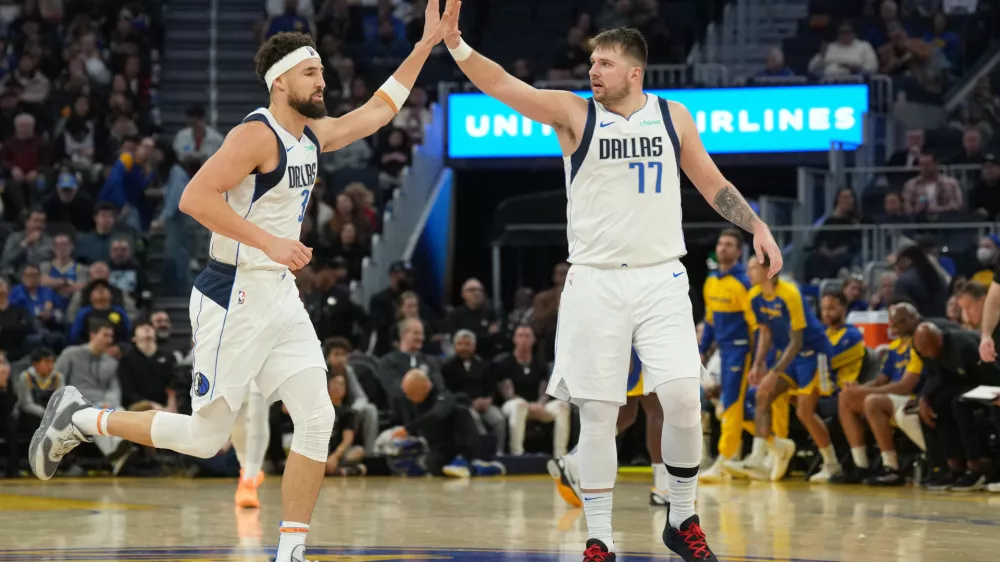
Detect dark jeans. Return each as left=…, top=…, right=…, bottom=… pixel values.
left=923, top=381, right=972, bottom=469
left=424, top=407, right=482, bottom=476
left=0, top=388, right=18, bottom=476
left=951, top=394, right=995, bottom=463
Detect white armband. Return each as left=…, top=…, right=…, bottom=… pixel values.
left=375, top=76, right=410, bottom=113
left=448, top=38, right=473, bottom=62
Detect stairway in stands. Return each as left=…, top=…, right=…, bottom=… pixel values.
left=705, top=0, right=809, bottom=81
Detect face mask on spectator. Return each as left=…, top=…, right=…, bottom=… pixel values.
left=976, top=247, right=996, bottom=265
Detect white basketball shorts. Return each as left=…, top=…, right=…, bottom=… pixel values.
left=547, top=258, right=701, bottom=405
left=188, top=260, right=326, bottom=412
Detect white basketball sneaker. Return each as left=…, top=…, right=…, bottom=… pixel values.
left=809, top=463, right=844, bottom=483
left=28, top=386, right=92, bottom=480
left=271, top=545, right=315, bottom=562
left=547, top=455, right=582, bottom=508
left=769, top=438, right=797, bottom=481
left=699, top=457, right=727, bottom=483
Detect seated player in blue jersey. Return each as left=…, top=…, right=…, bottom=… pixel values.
left=821, top=292, right=866, bottom=389
left=725, top=255, right=843, bottom=482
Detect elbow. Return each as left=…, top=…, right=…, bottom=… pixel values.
left=177, top=189, right=197, bottom=218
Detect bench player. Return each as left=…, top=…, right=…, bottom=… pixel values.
left=28, top=3, right=451, bottom=561
left=438, top=3, right=783, bottom=560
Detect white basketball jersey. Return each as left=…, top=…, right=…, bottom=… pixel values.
left=209, top=108, right=319, bottom=271
left=563, top=95, right=685, bottom=268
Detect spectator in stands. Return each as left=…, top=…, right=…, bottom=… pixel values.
left=869, top=271, right=898, bottom=310
left=806, top=188, right=864, bottom=279
left=902, top=152, right=963, bottom=215
left=598, top=0, right=634, bottom=30
left=1, top=54, right=49, bottom=108
left=875, top=191, right=910, bottom=224
left=14, top=347, right=62, bottom=434
left=363, top=0, right=406, bottom=42
left=393, top=369, right=505, bottom=478
left=326, top=129, right=373, bottom=174
left=893, top=245, right=948, bottom=317
left=865, top=0, right=902, bottom=48
left=886, top=128, right=925, bottom=168
left=99, top=136, right=158, bottom=232
left=511, top=58, right=535, bottom=84
left=42, top=171, right=94, bottom=232
left=0, top=278, right=31, bottom=361
left=325, top=337, right=378, bottom=451
left=950, top=128, right=986, bottom=164
left=878, top=22, right=943, bottom=96
left=69, top=279, right=131, bottom=346
left=494, top=325, right=570, bottom=457
left=551, top=26, right=592, bottom=79
left=947, top=294, right=965, bottom=325
left=506, top=287, right=535, bottom=336
left=327, top=192, right=374, bottom=248
left=970, top=153, right=1000, bottom=220
left=325, top=371, right=367, bottom=476
left=305, top=260, right=368, bottom=347
left=388, top=291, right=441, bottom=356
left=809, top=22, right=879, bottom=77
left=531, top=262, right=568, bottom=364
left=968, top=76, right=1000, bottom=135
left=155, top=157, right=199, bottom=296
left=369, top=261, right=417, bottom=348
left=971, top=235, right=1000, bottom=286
left=757, top=48, right=795, bottom=78
left=264, top=0, right=314, bottom=40
left=449, top=278, right=501, bottom=360
left=343, top=182, right=377, bottom=231
left=393, top=86, right=431, bottom=145
left=842, top=275, right=869, bottom=312
left=442, top=329, right=505, bottom=454
left=107, top=236, right=147, bottom=310
left=362, top=17, right=411, bottom=65
left=1, top=208, right=52, bottom=275
left=79, top=33, right=111, bottom=86
left=0, top=352, right=16, bottom=477
left=56, top=118, right=97, bottom=181
left=377, top=318, right=444, bottom=400
left=327, top=223, right=364, bottom=281
left=40, top=234, right=87, bottom=312
left=957, top=282, right=987, bottom=330
left=173, top=105, right=224, bottom=164
left=377, top=128, right=411, bottom=188
left=117, top=321, right=177, bottom=412
left=10, top=262, right=58, bottom=324
left=924, top=11, right=961, bottom=67
left=76, top=203, right=120, bottom=264
left=1, top=113, right=48, bottom=219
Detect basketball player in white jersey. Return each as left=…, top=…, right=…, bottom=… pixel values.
left=440, top=3, right=782, bottom=561
left=28, top=3, right=451, bottom=561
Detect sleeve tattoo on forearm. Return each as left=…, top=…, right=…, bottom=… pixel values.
left=713, top=185, right=757, bottom=232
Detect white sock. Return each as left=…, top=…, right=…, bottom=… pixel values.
left=819, top=445, right=838, bottom=467
left=850, top=446, right=869, bottom=469
left=666, top=465, right=698, bottom=529
left=881, top=450, right=900, bottom=471
left=653, top=463, right=669, bottom=491
left=242, top=393, right=269, bottom=479
left=275, top=521, right=309, bottom=562
left=71, top=407, right=113, bottom=437
left=582, top=491, right=614, bottom=551
left=748, top=437, right=767, bottom=463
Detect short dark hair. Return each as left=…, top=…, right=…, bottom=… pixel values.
left=254, top=32, right=317, bottom=85
left=88, top=318, right=114, bottom=336
left=30, top=347, right=55, bottom=363
left=592, top=27, right=648, bottom=67
left=323, top=337, right=352, bottom=356
left=719, top=228, right=744, bottom=247
left=186, top=104, right=206, bottom=118
left=960, top=281, right=988, bottom=300
left=132, top=319, right=153, bottom=336
left=822, top=290, right=848, bottom=306
left=95, top=202, right=118, bottom=215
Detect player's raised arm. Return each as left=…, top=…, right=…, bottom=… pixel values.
left=178, top=123, right=311, bottom=269
left=669, top=101, right=783, bottom=278
left=311, top=0, right=446, bottom=152
left=440, top=0, right=586, bottom=144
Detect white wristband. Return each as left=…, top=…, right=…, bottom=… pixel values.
left=375, top=76, right=410, bottom=113
left=448, top=38, right=473, bottom=62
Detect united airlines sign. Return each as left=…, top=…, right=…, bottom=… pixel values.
left=446, top=84, right=869, bottom=158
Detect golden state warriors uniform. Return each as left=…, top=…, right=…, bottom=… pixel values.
left=747, top=279, right=834, bottom=396
left=548, top=96, right=701, bottom=404
left=827, top=324, right=865, bottom=387
left=189, top=108, right=326, bottom=412
left=627, top=347, right=644, bottom=397
left=699, top=263, right=756, bottom=458
left=881, top=337, right=924, bottom=412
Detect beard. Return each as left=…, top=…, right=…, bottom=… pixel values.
left=592, top=81, right=629, bottom=106
left=289, top=90, right=328, bottom=119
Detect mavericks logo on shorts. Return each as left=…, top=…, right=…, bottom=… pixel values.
left=194, top=373, right=210, bottom=397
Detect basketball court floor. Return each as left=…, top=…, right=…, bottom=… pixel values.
left=0, top=473, right=997, bottom=561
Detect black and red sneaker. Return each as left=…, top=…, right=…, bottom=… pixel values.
left=582, top=539, right=616, bottom=562
left=663, top=505, right=718, bottom=561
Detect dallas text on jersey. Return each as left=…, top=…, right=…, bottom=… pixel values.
left=599, top=137, right=664, bottom=160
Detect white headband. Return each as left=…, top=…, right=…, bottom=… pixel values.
left=264, top=46, right=321, bottom=91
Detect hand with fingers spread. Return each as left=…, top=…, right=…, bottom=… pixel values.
left=753, top=222, right=783, bottom=278
left=263, top=236, right=313, bottom=270
left=419, top=0, right=444, bottom=46
left=441, top=0, right=463, bottom=49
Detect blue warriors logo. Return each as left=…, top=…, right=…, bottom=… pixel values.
left=194, top=373, right=209, bottom=397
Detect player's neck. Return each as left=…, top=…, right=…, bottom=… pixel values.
left=513, top=348, right=532, bottom=363
left=717, top=260, right=737, bottom=273
left=268, top=102, right=308, bottom=139
left=603, top=91, right=647, bottom=119
left=827, top=321, right=843, bottom=331
left=761, top=281, right=777, bottom=297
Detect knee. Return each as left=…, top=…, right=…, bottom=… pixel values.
left=795, top=402, right=814, bottom=423
left=502, top=398, right=527, bottom=417
left=546, top=400, right=570, bottom=418
left=289, top=401, right=336, bottom=463
left=862, top=394, right=884, bottom=418
left=657, top=378, right=702, bottom=428
left=188, top=429, right=233, bottom=459
left=578, top=400, right=619, bottom=441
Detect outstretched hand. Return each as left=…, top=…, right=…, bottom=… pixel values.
left=441, top=0, right=463, bottom=49
left=419, top=0, right=442, bottom=44
left=753, top=222, right=783, bottom=279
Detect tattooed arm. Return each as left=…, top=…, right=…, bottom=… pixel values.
left=668, top=100, right=784, bottom=276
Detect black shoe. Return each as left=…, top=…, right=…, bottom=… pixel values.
left=925, top=469, right=963, bottom=491
left=949, top=471, right=986, bottom=492
left=582, top=539, right=616, bottom=562
left=830, top=465, right=871, bottom=484
left=663, top=504, right=718, bottom=561
left=863, top=466, right=906, bottom=487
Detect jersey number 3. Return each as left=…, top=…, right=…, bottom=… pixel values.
left=629, top=162, right=663, bottom=194
left=297, top=189, right=310, bottom=223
